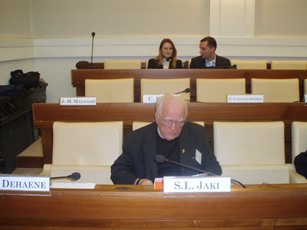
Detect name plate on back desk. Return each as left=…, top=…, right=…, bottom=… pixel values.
left=163, top=176, right=231, bottom=193
left=60, top=97, right=96, bottom=106
left=143, top=94, right=163, bottom=103
left=227, top=95, right=264, bottom=103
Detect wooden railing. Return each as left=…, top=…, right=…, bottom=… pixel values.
left=71, top=69, right=307, bottom=102
left=1, top=184, right=307, bottom=229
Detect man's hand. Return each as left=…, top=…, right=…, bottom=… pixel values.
left=138, top=178, right=153, bottom=185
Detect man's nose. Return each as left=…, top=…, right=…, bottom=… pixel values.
left=170, top=122, right=177, bottom=130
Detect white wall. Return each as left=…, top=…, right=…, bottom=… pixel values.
left=0, top=0, right=307, bottom=102
left=0, top=0, right=33, bottom=84
left=31, top=0, right=210, bottom=37
left=255, top=0, right=307, bottom=37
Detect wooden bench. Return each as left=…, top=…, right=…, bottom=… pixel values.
left=30, top=102, right=307, bottom=167
left=71, top=69, right=307, bottom=102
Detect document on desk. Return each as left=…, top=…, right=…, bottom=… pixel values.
left=51, top=182, right=96, bottom=189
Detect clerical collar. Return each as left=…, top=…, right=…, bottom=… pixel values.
left=157, top=127, right=165, bottom=139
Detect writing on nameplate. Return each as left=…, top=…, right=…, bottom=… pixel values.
left=228, top=95, right=264, bottom=103
left=163, top=176, right=231, bottom=193
left=142, top=94, right=163, bottom=103
left=60, top=97, right=96, bottom=106
left=174, top=180, right=220, bottom=190
left=0, top=176, right=50, bottom=192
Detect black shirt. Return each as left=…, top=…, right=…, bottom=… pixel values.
left=155, top=130, right=181, bottom=177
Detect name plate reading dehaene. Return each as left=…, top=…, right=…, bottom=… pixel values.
left=227, top=95, right=264, bottom=103
left=143, top=94, right=163, bottom=103
left=60, top=97, right=96, bottom=106
left=0, top=175, right=50, bottom=192
left=163, top=176, right=231, bottom=193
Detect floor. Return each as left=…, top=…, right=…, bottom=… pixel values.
left=10, top=137, right=43, bottom=175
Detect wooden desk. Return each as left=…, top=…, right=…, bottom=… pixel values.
left=71, top=69, right=307, bottom=102
left=1, top=184, right=307, bottom=229
left=32, top=102, right=307, bottom=165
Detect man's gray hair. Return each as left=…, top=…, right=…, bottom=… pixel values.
left=155, top=94, right=188, bottom=119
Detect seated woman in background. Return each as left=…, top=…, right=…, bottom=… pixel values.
left=147, top=38, right=183, bottom=69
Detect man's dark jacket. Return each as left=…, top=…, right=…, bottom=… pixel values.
left=111, top=122, right=222, bottom=184
left=190, top=55, right=231, bottom=69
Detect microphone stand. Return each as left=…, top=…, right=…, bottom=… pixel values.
left=50, top=172, right=81, bottom=181
left=174, top=88, right=191, bottom=94
left=90, top=32, right=95, bottom=68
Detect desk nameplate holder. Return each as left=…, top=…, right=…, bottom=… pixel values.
left=227, top=95, right=264, bottom=103
left=143, top=94, right=163, bottom=103
left=0, top=175, right=50, bottom=195
left=163, top=176, right=231, bottom=193
left=143, top=94, right=181, bottom=103
left=60, top=97, right=96, bottom=106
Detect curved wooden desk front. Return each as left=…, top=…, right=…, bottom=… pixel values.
left=1, top=184, right=307, bottom=229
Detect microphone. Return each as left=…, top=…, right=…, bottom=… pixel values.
left=50, top=172, right=81, bottom=181
left=90, top=32, right=96, bottom=67
left=174, top=88, right=191, bottom=94
left=207, top=65, right=237, bottom=69
left=154, top=154, right=246, bottom=188
left=220, top=64, right=237, bottom=69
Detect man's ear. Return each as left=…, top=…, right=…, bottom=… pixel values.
left=154, top=113, right=158, bottom=123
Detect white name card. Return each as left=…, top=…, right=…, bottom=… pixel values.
left=163, top=176, right=231, bottom=193
left=305, top=94, right=307, bottom=103
left=0, top=175, right=50, bottom=192
left=227, top=95, right=264, bottom=103
left=60, top=97, right=96, bottom=106
left=143, top=94, right=163, bottom=103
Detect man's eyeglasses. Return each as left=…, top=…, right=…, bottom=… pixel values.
left=156, top=113, right=185, bottom=127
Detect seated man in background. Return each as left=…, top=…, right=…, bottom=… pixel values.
left=111, top=94, right=222, bottom=185
left=190, top=36, right=231, bottom=69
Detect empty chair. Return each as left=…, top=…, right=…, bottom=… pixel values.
left=140, top=78, right=190, bottom=101
left=196, top=78, right=246, bottom=102
left=41, top=121, right=123, bottom=184
left=132, top=121, right=152, bottom=131
left=251, top=78, right=299, bottom=102
left=104, top=60, right=141, bottom=69
left=85, top=78, right=134, bottom=103
left=290, top=121, right=307, bottom=183
left=186, top=60, right=191, bottom=69
left=213, top=121, right=289, bottom=184
left=271, top=60, right=307, bottom=70
left=230, top=60, right=267, bottom=69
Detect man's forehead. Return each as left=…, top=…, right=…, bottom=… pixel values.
left=199, top=41, right=208, bottom=47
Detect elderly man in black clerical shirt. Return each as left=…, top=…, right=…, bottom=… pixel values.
left=190, top=36, right=231, bottom=69
left=111, top=94, right=222, bottom=185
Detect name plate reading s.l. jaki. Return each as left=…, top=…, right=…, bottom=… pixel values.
left=60, top=97, right=96, bottom=106
left=163, top=176, right=231, bottom=193
left=227, top=95, right=264, bottom=103
left=0, top=175, right=50, bottom=192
